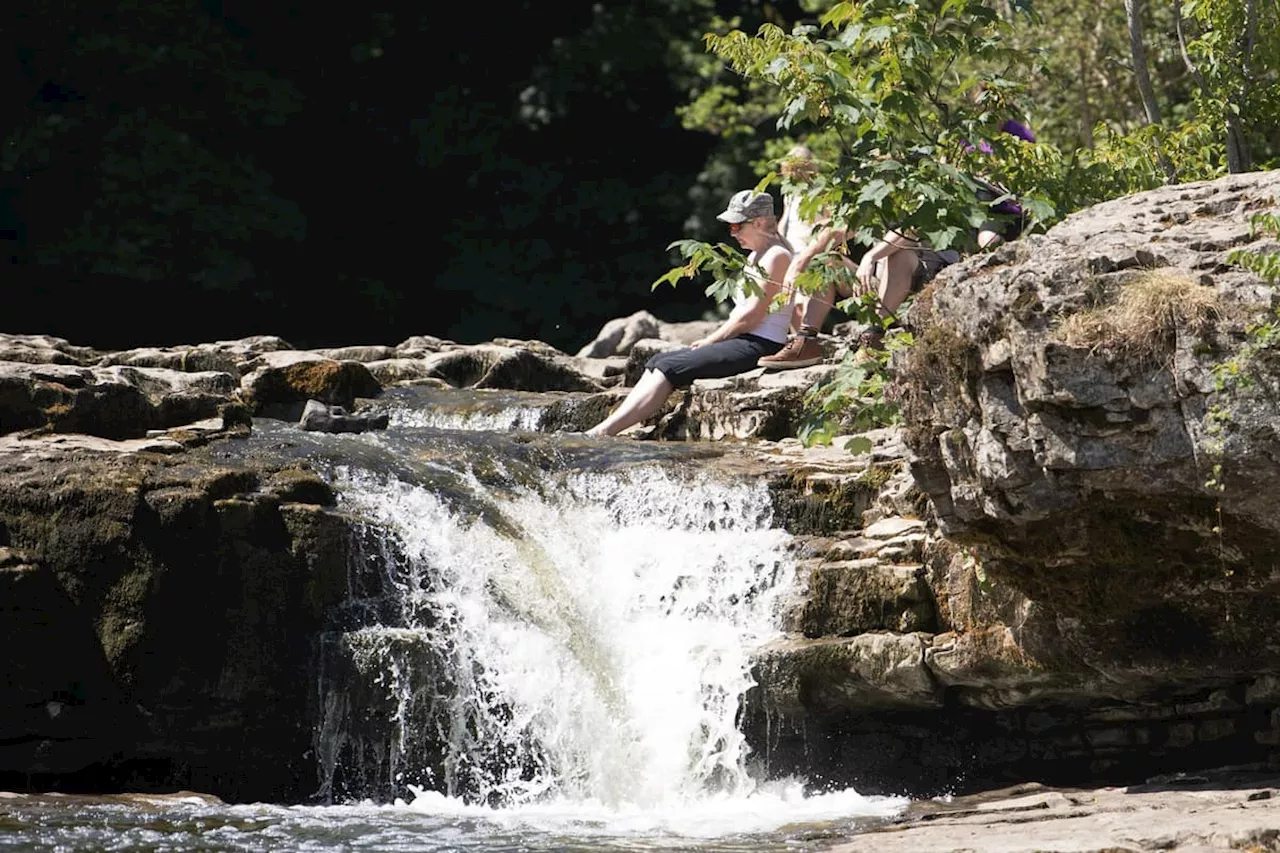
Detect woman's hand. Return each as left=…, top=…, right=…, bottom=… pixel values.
left=855, top=254, right=877, bottom=295
left=690, top=336, right=712, bottom=349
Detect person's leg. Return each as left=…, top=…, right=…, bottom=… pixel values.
left=850, top=248, right=920, bottom=363
left=799, top=281, right=838, bottom=330
left=878, top=247, right=920, bottom=315
left=758, top=280, right=836, bottom=370
left=586, top=368, right=675, bottom=437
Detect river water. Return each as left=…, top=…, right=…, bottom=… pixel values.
left=0, top=787, right=903, bottom=852
left=1, top=395, right=907, bottom=851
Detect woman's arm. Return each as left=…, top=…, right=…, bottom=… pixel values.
left=856, top=229, right=917, bottom=291
left=783, top=224, right=849, bottom=289
left=694, top=246, right=791, bottom=346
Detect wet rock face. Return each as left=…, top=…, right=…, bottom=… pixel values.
left=0, top=445, right=353, bottom=802
left=0, top=547, right=131, bottom=775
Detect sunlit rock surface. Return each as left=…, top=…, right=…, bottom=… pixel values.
left=834, top=768, right=1280, bottom=853
left=747, top=171, right=1280, bottom=797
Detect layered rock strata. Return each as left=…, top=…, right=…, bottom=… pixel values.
left=740, top=170, right=1280, bottom=796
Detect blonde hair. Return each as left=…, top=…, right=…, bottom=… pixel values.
left=749, top=213, right=794, bottom=254
left=780, top=144, right=817, bottom=181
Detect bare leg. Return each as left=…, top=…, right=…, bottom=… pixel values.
left=793, top=252, right=855, bottom=327
left=586, top=368, right=675, bottom=437
left=878, top=247, right=919, bottom=316
left=798, top=282, right=838, bottom=331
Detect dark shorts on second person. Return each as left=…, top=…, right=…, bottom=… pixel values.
left=912, top=247, right=960, bottom=290
left=647, top=334, right=784, bottom=388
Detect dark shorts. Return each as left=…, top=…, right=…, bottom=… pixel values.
left=912, top=247, right=960, bottom=289
left=646, top=334, right=783, bottom=388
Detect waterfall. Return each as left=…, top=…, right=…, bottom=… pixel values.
left=313, top=461, right=796, bottom=810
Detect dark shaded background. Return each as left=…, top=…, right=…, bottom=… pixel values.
left=2, top=0, right=802, bottom=352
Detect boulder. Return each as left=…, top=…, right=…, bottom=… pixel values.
left=363, top=358, right=452, bottom=387
left=313, top=345, right=398, bottom=363
left=576, top=314, right=731, bottom=358
left=298, top=399, right=389, bottom=433
left=566, top=355, right=627, bottom=387
left=394, top=335, right=455, bottom=357
left=576, top=310, right=662, bottom=358
left=896, top=169, right=1280, bottom=690
left=656, top=318, right=722, bottom=346
left=419, top=344, right=604, bottom=392
left=238, top=351, right=382, bottom=418
left=0, top=363, right=239, bottom=439
left=98, top=336, right=293, bottom=375
left=0, top=334, right=100, bottom=366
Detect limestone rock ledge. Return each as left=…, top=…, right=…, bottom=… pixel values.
left=0, top=330, right=829, bottom=442
left=739, top=170, right=1280, bottom=798
left=749, top=426, right=1280, bottom=798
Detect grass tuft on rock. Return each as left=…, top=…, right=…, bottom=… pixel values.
left=1057, top=269, right=1221, bottom=363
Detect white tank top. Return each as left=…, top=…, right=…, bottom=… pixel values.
left=779, top=194, right=816, bottom=252
left=737, top=247, right=794, bottom=344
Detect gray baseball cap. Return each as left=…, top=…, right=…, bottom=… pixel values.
left=716, top=190, right=775, bottom=223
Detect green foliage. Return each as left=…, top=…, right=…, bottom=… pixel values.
left=1204, top=213, right=1280, bottom=497
left=1228, top=213, right=1280, bottom=285
left=653, top=239, right=750, bottom=304
left=990, top=119, right=1225, bottom=225
left=676, top=15, right=788, bottom=137
left=658, top=0, right=1280, bottom=461
left=704, top=0, right=1044, bottom=248
left=796, top=328, right=912, bottom=451
left=653, top=237, right=805, bottom=318
left=1003, top=0, right=1205, bottom=151
left=1179, top=0, right=1280, bottom=170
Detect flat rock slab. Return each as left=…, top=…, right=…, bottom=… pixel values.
left=862, top=516, right=926, bottom=539
left=833, top=771, right=1280, bottom=853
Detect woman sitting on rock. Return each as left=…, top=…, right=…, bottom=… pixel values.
left=586, top=190, right=794, bottom=437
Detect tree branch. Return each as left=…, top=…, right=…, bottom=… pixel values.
left=1123, top=0, right=1163, bottom=126
left=1173, top=0, right=1211, bottom=93
left=1242, top=0, right=1259, bottom=77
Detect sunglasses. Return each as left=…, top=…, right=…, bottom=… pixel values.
left=728, top=220, right=749, bottom=234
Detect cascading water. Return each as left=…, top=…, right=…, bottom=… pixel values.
left=5, top=409, right=905, bottom=853
left=305, top=425, right=905, bottom=840
left=319, top=464, right=793, bottom=809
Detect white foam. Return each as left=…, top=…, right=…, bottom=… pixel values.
left=329, top=465, right=902, bottom=833
left=403, top=781, right=905, bottom=838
